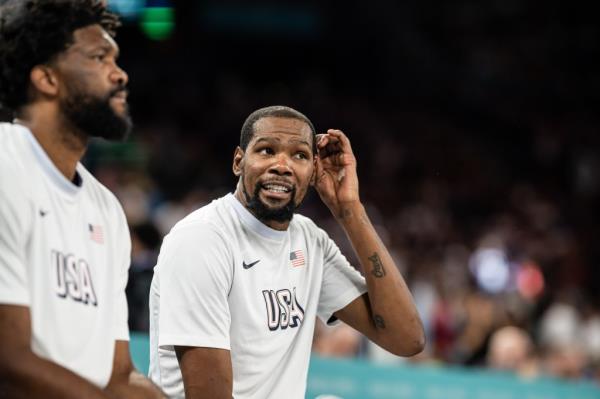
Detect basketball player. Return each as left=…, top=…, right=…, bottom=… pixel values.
left=149, top=106, right=425, bottom=398
left=0, top=1, right=164, bottom=397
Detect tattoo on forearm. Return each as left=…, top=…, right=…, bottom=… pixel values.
left=360, top=214, right=369, bottom=226
left=374, top=315, right=386, bottom=329
left=340, top=208, right=353, bottom=220
left=339, top=207, right=369, bottom=226
left=368, top=252, right=386, bottom=278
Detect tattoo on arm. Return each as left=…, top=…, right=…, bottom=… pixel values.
left=339, top=208, right=369, bottom=226
left=340, top=208, right=353, bottom=220
left=368, top=252, right=386, bottom=278
left=360, top=214, right=369, bottom=226
left=374, top=315, right=386, bottom=329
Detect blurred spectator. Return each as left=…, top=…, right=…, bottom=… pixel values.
left=313, top=320, right=361, bottom=358
left=486, top=326, right=539, bottom=378
left=543, top=345, right=587, bottom=380
left=539, top=301, right=581, bottom=350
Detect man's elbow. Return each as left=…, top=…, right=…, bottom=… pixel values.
left=383, top=327, right=426, bottom=357
left=387, top=336, right=425, bottom=357
left=402, top=331, right=426, bottom=356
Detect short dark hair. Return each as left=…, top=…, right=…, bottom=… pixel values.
left=240, top=105, right=317, bottom=153
left=0, top=0, right=120, bottom=112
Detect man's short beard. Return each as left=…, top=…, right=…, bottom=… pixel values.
left=243, top=180, right=298, bottom=224
left=61, top=86, right=132, bottom=142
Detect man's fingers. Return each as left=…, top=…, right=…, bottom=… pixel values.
left=317, top=135, right=336, bottom=147
left=316, top=134, right=327, bottom=148
left=315, top=156, right=338, bottom=185
left=315, top=154, right=323, bottom=180
left=315, top=156, right=331, bottom=185
left=318, top=138, right=342, bottom=159
left=317, top=130, right=354, bottom=161
left=327, top=129, right=353, bottom=153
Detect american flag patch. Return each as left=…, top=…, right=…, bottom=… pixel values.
left=290, top=249, right=305, bottom=267
left=89, top=224, right=104, bottom=244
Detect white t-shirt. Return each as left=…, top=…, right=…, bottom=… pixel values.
left=149, top=193, right=367, bottom=398
left=0, top=123, right=130, bottom=388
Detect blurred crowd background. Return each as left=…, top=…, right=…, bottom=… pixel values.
left=25, top=0, right=600, bottom=384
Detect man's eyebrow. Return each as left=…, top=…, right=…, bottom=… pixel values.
left=289, top=138, right=311, bottom=147
left=103, top=42, right=120, bottom=58
left=254, top=137, right=281, bottom=144
left=87, top=41, right=119, bottom=57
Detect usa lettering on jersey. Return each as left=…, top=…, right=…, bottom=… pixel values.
left=52, top=250, right=98, bottom=306
left=262, top=287, right=305, bottom=331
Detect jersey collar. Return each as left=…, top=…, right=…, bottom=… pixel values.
left=226, top=193, right=288, bottom=241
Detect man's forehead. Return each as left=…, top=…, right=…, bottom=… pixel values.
left=253, top=117, right=312, bottom=139
left=71, top=24, right=118, bottom=50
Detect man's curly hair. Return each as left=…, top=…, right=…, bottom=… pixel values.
left=0, top=0, right=120, bottom=112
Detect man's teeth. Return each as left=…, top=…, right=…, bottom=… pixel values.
left=263, top=184, right=290, bottom=193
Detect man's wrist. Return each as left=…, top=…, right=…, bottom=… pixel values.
left=335, top=201, right=366, bottom=225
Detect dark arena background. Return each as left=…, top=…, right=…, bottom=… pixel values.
left=3, top=1, right=600, bottom=397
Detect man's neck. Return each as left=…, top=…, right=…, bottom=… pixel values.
left=15, top=109, right=87, bottom=182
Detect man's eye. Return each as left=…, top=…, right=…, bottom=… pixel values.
left=259, top=148, right=274, bottom=155
left=92, top=53, right=106, bottom=62
left=294, top=152, right=308, bottom=160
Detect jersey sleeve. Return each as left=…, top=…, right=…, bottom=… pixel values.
left=316, top=229, right=367, bottom=325
left=113, top=204, right=131, bottom=341
left=156, top=222, right=233, bottom=350
left=0, top=168, right=32, bottom=306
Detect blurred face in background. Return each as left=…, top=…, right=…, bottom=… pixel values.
left=53, top=24, right=131, bottom=140
left=233, top=116, right=315, bottom=228
left=487, top=326, right=532, bottom=371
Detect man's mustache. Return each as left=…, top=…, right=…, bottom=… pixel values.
left=109, top=85, right=128, bottom=98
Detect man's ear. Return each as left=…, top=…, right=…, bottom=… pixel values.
left=232, top=146, right=244, bottom=177
left=30, top=65, right=59, bottom=97
left=309, top=156, right=317, bottom=186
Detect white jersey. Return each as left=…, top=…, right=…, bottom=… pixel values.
left=149, top=193, right=367, bottom=398
left=0, top=123, right=130, bottom=388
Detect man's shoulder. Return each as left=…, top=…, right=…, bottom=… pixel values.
left=77, top=166, right=126, bottom=221
left=0, top=123, right=31, bottom=191
left=290, top=213, right=334, bottom=252
left=291, top=212, right=323, bottom=233
left=158, top=198, right=238, bottom=265
left=0, top=123, right=28, bottom=169
left=168, top=195, right=233, bottom=241
left=0, top=122, right=24, bottom=139
left=79, top=166, right=116, bottom=200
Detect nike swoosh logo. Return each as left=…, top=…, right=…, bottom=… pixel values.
left=243, top=260, right=260, bottom=269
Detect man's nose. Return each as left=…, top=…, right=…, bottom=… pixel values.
left=269, top=154, right=292, bottom=176
left=110, top=64, right=129, bottom=87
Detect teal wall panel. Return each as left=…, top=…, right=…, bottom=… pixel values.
left=130, top=333, right=600, bottom=398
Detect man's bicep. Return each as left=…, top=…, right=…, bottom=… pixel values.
left=175, top=346, right=232, bottom=399
left=333, top=293, right=379, bottom=342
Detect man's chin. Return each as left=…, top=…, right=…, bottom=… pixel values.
left=248, top=197, right=295, bottom=223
